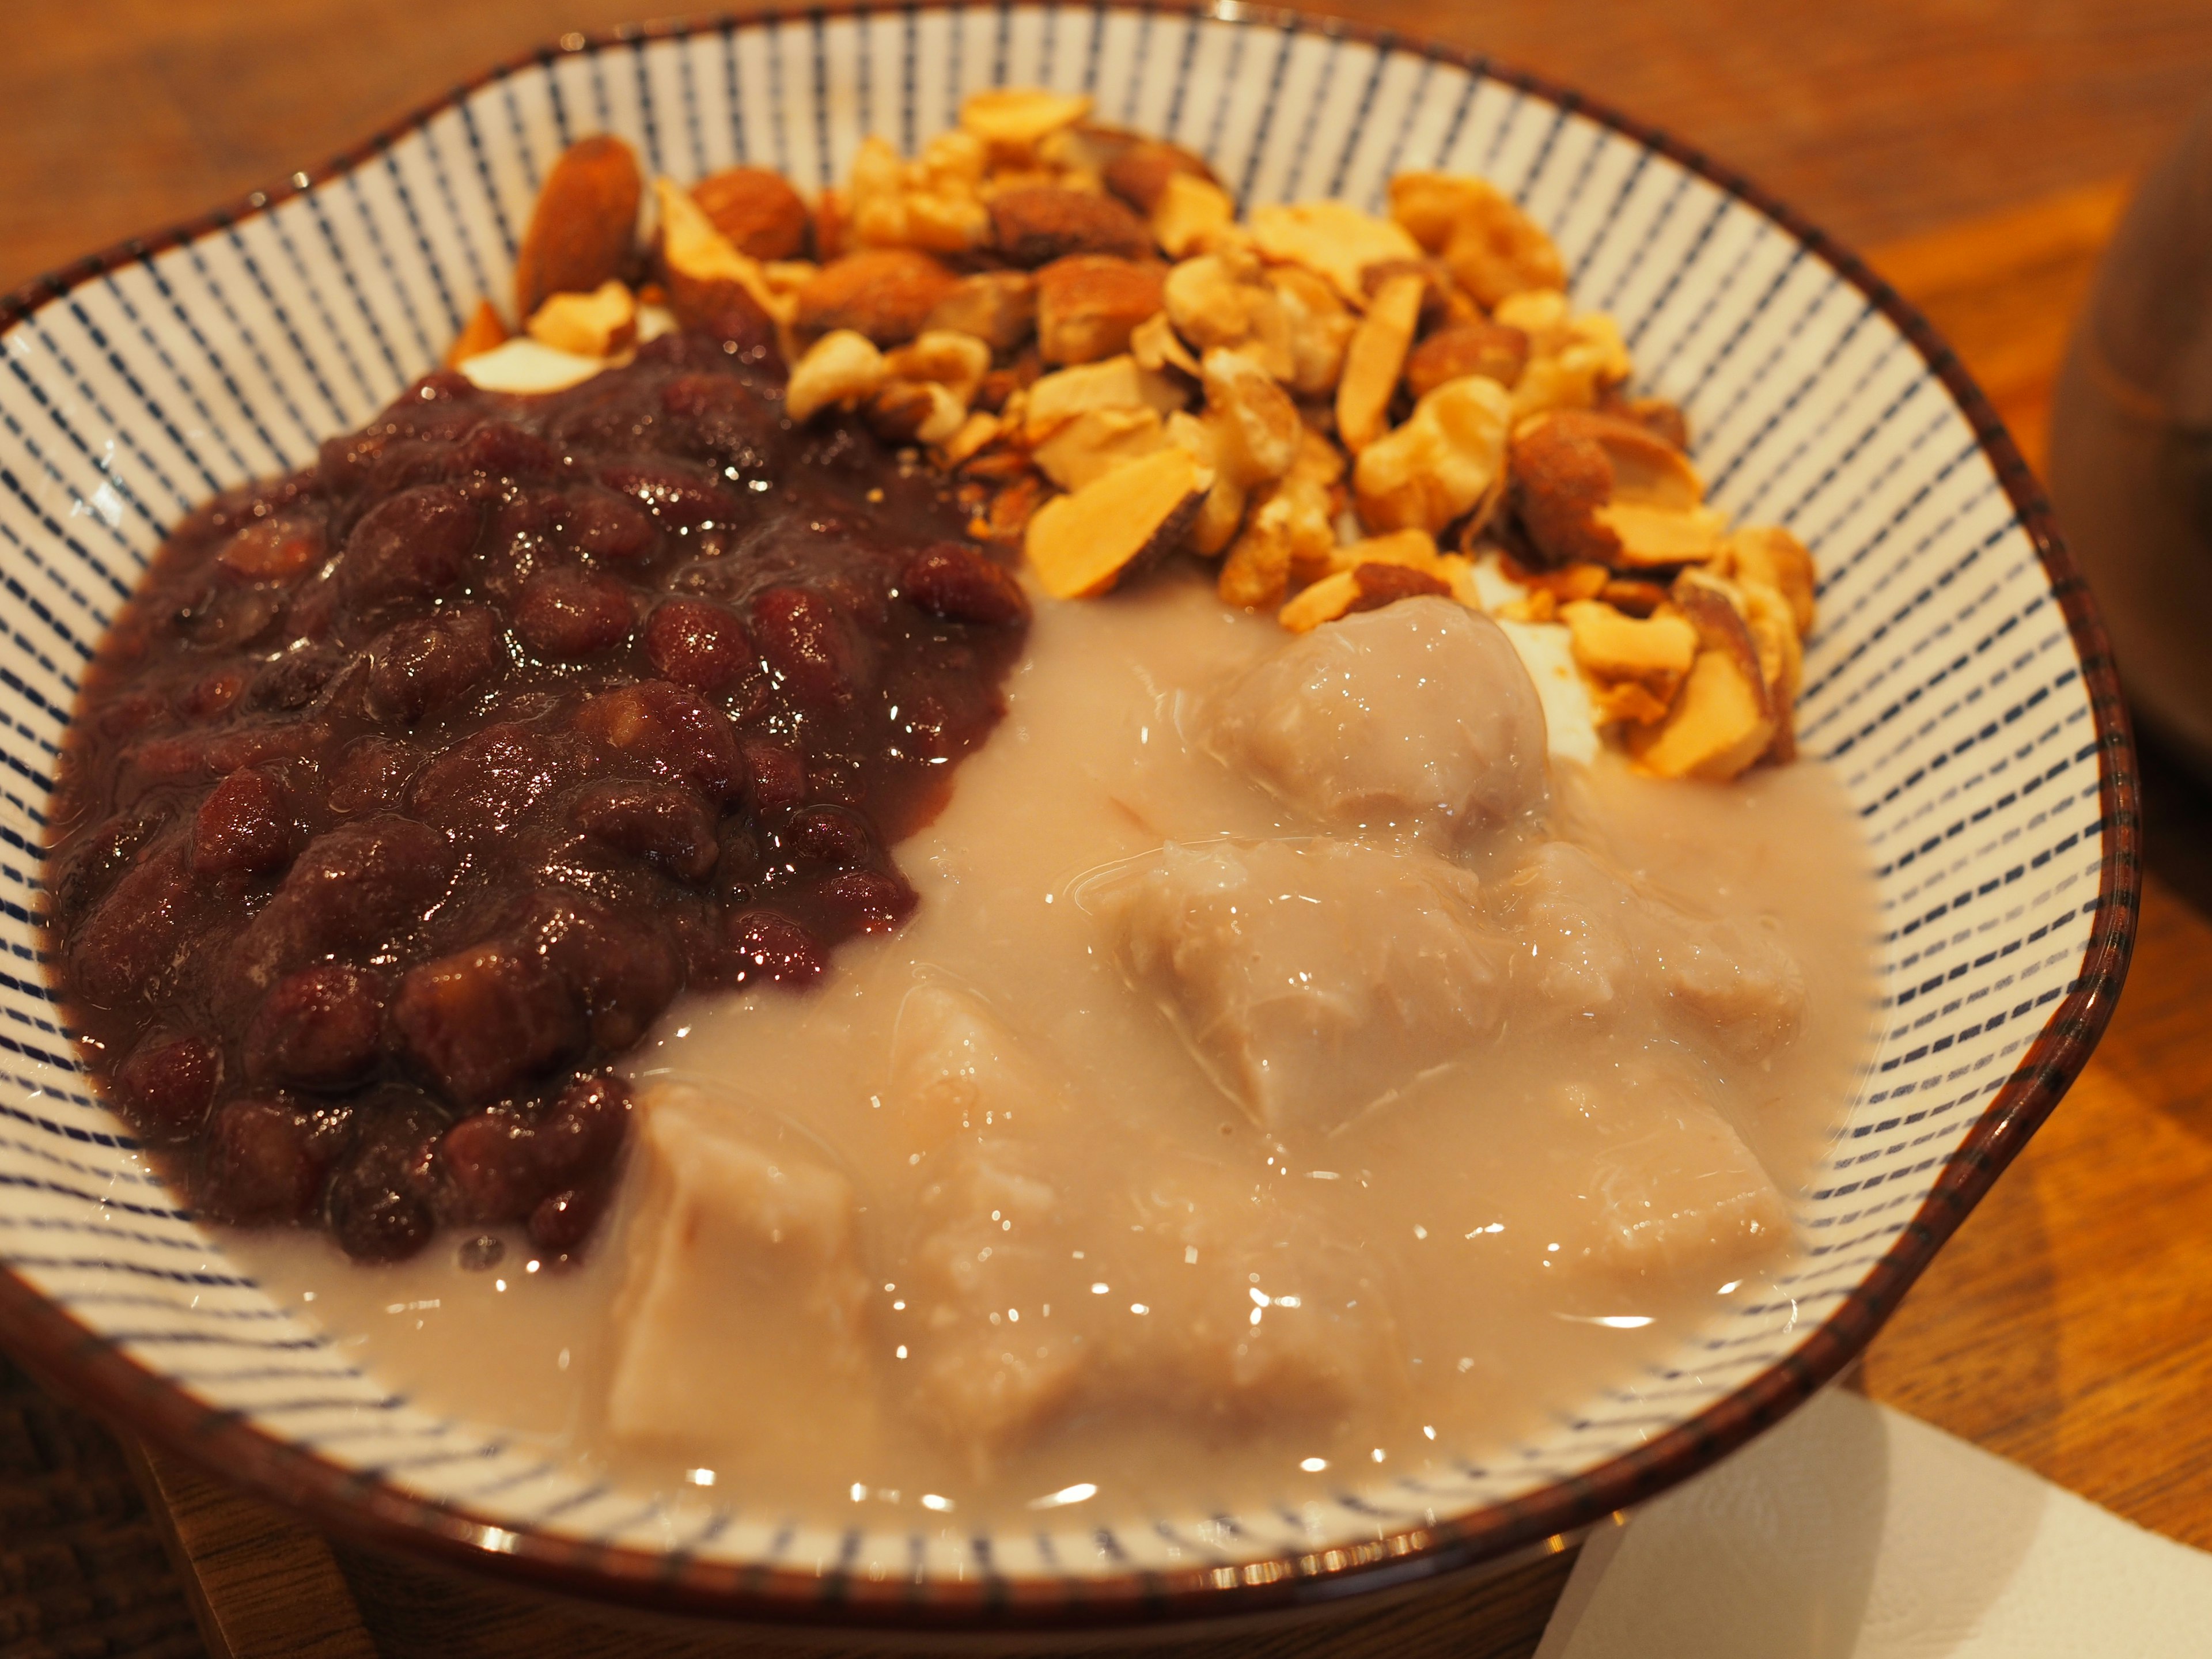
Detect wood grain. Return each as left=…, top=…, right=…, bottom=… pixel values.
left=8, top=1, right=2212, bottom=296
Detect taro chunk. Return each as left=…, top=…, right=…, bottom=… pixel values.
left=606, top=1089, right=874, bottom=1457
left=1094, top=837, right=1508, bottom=1134
left=1209, top=597, right=1548, bottom=845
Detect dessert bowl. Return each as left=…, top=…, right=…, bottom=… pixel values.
left=0, top=0, right=2137, bottom=1635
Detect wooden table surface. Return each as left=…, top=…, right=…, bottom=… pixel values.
left=11, top=3, right=2212, bottom=1656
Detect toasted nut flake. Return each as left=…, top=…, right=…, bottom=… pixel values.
left=1590, top=680, right=1676, bottom=725
left=866, top=378, right=967, bottom=446
left=961, top=88, right=1095, bottom=153
left=1200, top=349, right=1300, bottom=486
left=1035, top=255, right=1166, bottom=363
left=1497, top=293, right=1633, bottom=419
left=785, top=329, right=888, bottom=423
left=925, top=270, right=1038, bottom=352
left=1327, top=528, right=1441, bottom=575
left=1629, top=646, right=1775, bottom=781
left=1025, top=446, right=1207, bottom=598
left=1353, top=374, right=1513, bottom=534
left=1612, top=393, right=1691, bottom=452
left=1031, top=406, right=1171, bottom=491
left=1388, top=173, right=1565, bottom=309
left=982, top=473, right=1050, bottom=544
left=791, top=247, right=961, bottom=346
left=1249, top=201, right=1424, bottom=306
left=1406, top=321, right=1529, bottom=398
left=885, top=330, right=994, bottom=404
left=849, top=135, right=992, bottom=253
left=1335, top=271, right=1425, bottom=453
left=692, top=166, right=810, bottom=259
left=1161, top=252, right=1292, bottom=380
left=1600, top=578, right=1671, bottom=617
left=1131, top=310, right=1203, bottom=377
left=656, top=178, right=789, bottom=341
left=1149, top=172, right=1238, bottom=258
left=1022, top=354, right=1185, bottom=442
left=1165, top=411, right=1245, bottom=555
left=445, top=299, right=509, bottom=367
left=1528, top=409, right=1704, bottom=509
left=1590, top=502, right=1730, bottom=566
left=1560, top=600, right=1698, bottom=694
left=527, top=279, right=638, bottom=358
left=1507, top=416, right=1618, bottom=566
left=935, top=410, right=1003, bottom=468
left=991, top=186, right=1151, bottom=265
left=1277, top=569, right=1360, bottom=631
left=454, top=338, right=611, bottom=395
left=514, top=135, right=643, bottom=319
left=1722, top=525, right=1817, bottom=637
left=1349, top=560, right=1453, bottom=612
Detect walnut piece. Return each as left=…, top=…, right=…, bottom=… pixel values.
left=885, top=330, right=993, bottom=405
left=1199, top=349, right=1300, bottom=487
left=785, top=329, right=888, bottom=423
left=1353, top=374, right=1513, bottom=534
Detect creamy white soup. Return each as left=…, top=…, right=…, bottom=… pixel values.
left=229, top=571, right=1877, bottom=1528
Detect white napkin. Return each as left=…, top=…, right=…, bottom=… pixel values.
left=1533, top=1386, right=2212, bottom=1658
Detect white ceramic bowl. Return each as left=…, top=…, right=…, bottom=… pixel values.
left=0, top=2, right=2137, bottom=1635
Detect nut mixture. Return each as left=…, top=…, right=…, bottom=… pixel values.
left=465, top=90, right=1816, bottom=784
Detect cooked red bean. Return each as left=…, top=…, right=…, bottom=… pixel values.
left=199, top=1099, right=327, bottom=1224
left=244, top=963, right=385, bottom=1090
left=643, top=597, right=755, bottom=694
left=191, top=768, right=298, bottom=877
left=514, top=569, right=635, bottom=659
left=48, top=339, right=1025, bottom=1260
left=111, top=1029, right=223, bottom=1138
left=899, top=541, right=1031, bottom=626
left=570, top=778, right=719, bottom=880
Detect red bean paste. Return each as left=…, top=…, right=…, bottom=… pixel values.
left=43, top=331, right=1028, bottom=1264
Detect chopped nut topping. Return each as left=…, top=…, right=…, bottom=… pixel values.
left=1025, top=447, right=1208, bottom=599
left=885, top=330, right=994, bottom=406
left=960, top=88, right=1095, bottom=153
left=527, top=279, right=639, bottom=358
left=924, top=271, right=1039, bottom=352
left=1199, top=349, right=1300, bottom=487
left=1388, top=173, right=1566, bottom=309
left=785, top=329, right=888, bottom=424
left=1354, top=375, right=1513, bottom=535
left=1249, top=201, right=1425, bottom=306
left=1151, top=173, right=1238, bottom=259
left=1406, top=320, right=1529, bottom=399
left=1335, top=271, right=1425, bottom=453
left=1035, top=255, right=1166, bottom=364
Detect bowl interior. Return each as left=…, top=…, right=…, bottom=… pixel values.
left=0, top=1, right=2128, bottom=1620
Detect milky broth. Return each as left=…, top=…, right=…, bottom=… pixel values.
left=228, top=570, right=1878, bottom=1528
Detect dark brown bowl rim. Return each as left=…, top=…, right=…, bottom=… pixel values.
left=0, top=0, right=2142, bottom=1633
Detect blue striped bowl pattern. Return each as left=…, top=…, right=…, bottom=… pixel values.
left=0, top=2, right=2137, bottom=1630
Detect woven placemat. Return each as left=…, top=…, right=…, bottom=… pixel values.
left=0, top=1351, right=205, bottom=1659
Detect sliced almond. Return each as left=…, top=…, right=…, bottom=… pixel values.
left=935, top=410, right=1003, bottom=469
left=1022, top=354, right=1185, bottom=443
left=1024, top=447, right=1207, bottom=599
left=527, top=278, right=638, bottom=358
left=1335, top=271, right=1425, bottom=452
left=1327, top=527, right=1441, bottom=575
left=961, top=89, right=1095, bottom=153
left=1166, top=410, right=1246, bottom=556
left=785, top=329, right=888, bottom=423
left=1277, top=569, right=1360, bottom=632
left=1352, top=374, right=1513, bottom=534
left=445, top=298, right=509, bottom=368
left=1249, top=201, right=1423, bottom=306
left=515, top=135, right=643, bottom=319
left=1590, top=502, right=1730, bottom=567
left=1152, top=173, right=1237, bottom=258
left=1030, top=406, right=1169, bottom=491
left=454, top=338, right=610, bottom=395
